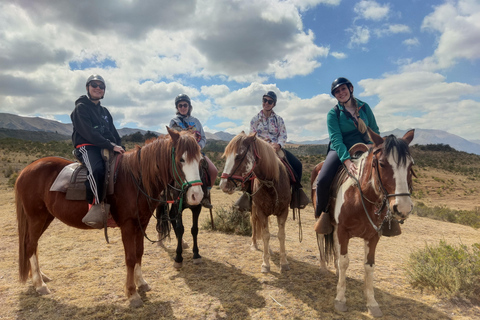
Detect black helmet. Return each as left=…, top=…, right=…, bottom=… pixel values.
left=86, top=74, right=106, bottom=100
left=175, top=93, right=191, bottom=106
left=263, top=91, right=277, bottom=103
left=86, top=74, right=106, bottom=87
left=331, top=77, right=352, bottom=95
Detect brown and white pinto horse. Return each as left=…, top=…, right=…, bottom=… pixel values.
left=220, top=132, right=291, bottom=273
left=15, top=128, right=203, bottom=307
left=311, top=128, right=415, bottom=317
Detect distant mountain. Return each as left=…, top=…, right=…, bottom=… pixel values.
left=1, top=113, right=479, bottom=155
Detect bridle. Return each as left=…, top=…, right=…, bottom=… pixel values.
left=220, top=142, right=260, bottom=189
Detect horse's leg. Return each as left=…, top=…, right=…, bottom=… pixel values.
left=364, top=238, right=383, bottom=317
left=134, top=226, right=151, bottom=294
left=276, top=212, right=290, bottom=272
left=250, top=206, right=259, bottom=251
left=120, top=222, right=143, bottom=308
left=170, top=205, right=184, bottom=269
left=191, top=205, right=202, bottom=264
left=334, top=230, right=349, bottom=313
left=260, top=214, right=271, bottom=273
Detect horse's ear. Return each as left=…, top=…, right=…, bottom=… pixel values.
left=166, top=126, right=180, bottom=144
left=402, top=129, right=415, bottom=145
left=246, top=132, right=257, bottom=142
left=368, top=127, right=383, bottom=146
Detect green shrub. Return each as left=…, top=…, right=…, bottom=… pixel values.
left=414, top=203, right=480, bottom=229
left=405, top=240, right=480, bottom=302
left=202, top=205, right=251, bottom=236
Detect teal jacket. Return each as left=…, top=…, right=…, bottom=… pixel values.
left=327, top=98, right=380, bottom=163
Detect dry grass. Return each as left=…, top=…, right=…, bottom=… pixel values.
left=1, top=186, right=480, bottom=319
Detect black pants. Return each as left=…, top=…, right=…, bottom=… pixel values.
left=284, top=149, right=303, bottom=188
left=77, top=145, right=105, bottom=205
left=315, top=150, right=342, bottom=216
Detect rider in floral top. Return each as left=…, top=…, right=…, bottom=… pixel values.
left=249, top=107, right=287, bottom=148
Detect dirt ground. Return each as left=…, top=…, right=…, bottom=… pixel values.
left=0, top=186, right=479, bottom=320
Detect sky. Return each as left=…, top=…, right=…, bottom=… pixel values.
left=1, top=0, right=479, bottom=143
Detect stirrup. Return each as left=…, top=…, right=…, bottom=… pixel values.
left=234, top=192, right=251, bottom=212
left=201, top=197, right=213, bottom=209
left=82, top=202, right=110, bottom=229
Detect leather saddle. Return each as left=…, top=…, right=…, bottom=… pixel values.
left=50, top=150, right=121, bottom=201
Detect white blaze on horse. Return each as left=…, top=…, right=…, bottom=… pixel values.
left=220, top=132, right=292, bottom=273
left=311, top=128, right=415, bottom=317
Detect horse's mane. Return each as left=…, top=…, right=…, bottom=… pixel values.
left=383, top=135, right=410, bottom=166
left=224, top=132, right=280, bottom=181
left=122, top=131, right=200, bottom=196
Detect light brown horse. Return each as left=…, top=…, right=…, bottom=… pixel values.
left=219, top=132, right=291, bottom=273
left=311, top=128, right=415, bottom=317
left=15, top=128, right=204, bottom=307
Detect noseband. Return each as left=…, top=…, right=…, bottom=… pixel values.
left=220, top=143, right=259, bottom=189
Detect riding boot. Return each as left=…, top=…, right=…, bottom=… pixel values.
left=314, top=211, right=333, bottom=234
left=234, top=192, right=251, bottom=212
left=82, top=202, right=110, bottom=229
left=201, top=188, right=213, bottom=209
left=380, top=219, right=402, bottom=237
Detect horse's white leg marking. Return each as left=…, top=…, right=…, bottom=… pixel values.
left=29, top=254, right=50, bottom=294
left=261, top=217, right=271, bottom=273
left=335, top=253, right=349, bottom=312
left=182, top=152, right=203, bottom=206
left=277, top=215, right=290, bottom=271
left=363, top=241, right=379, bottom=307
left=389, top=151, right=413, bottom=216
left=134, top=263, right=151, bottom=292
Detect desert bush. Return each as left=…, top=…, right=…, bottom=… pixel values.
left=405, top=240, right=480, bottom=302
left=414, top=202, right=480, bottom=228
left=203, top=205, right=251, bottom=236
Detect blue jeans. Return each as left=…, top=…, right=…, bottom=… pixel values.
left=315, top=150, right=342, bottom=217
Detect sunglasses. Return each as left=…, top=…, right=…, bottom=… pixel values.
left=90, top=82, right=105, bottom=90
left=263, top=98, right=274, bottom=105
left=177, top=103, right=189, bottom=109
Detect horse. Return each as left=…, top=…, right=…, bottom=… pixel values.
left=15, top=128, right=204, bottom=308
left=310, top=128, right=415, bottom=317
left=219, top=132, right=292, bottom=273
left=156, top=167, right=213, bottom=268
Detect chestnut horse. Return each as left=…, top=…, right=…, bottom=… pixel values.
left=311, top=129, right=415, bottom=317
left=220, top=132, right=291, bottom=273
left=15, top=128, right=203, bottom=307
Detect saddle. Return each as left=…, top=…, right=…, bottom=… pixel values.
left=276, top=149, right=297, bottom=185
left=50, top=150, right=122, bottom=201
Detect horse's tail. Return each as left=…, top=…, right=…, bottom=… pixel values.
left=155, top=204, right=171, bottom=241
left=324, top=232, right=335, bottom=263
left=15, top=187, right=30, bottom=283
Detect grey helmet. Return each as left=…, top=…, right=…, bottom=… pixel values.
left=86, top=74, right=106, bottom=100
left=175, top=93, right=192, bottom=116
left=263, top=91, right=277, bottom=103
left=331, top=77, right=352, bottom=96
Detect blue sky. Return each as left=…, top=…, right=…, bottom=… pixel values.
left=1, top=0, right=479, bottom=142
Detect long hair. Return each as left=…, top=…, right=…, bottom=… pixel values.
left=341, top=89, right=369, bottom=139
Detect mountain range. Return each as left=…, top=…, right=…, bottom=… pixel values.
left=1, top=112, right=479, bottom=155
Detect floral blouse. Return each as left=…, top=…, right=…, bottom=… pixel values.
left=250, top=110, right=287, bottom=147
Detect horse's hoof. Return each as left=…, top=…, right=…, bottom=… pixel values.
left=173, top=261, right=183, bottom=269
left=261, top=265, right=270, bottom=273
left=250, top=244, right=258, bottom=251
left=36, top=285, right=51, bottom=295
left=280, top=264, right=290, bottom=272
left=41, top=272, right=52, bottom=283
left=138, top=283, right=151, bottom=293
left=318, top=266, right=329, bottom=275
left=368, top=306, right=383, bottom=318
left=193, top=258, right=203, bottom=265
left=334, top=300, right=348, bottom=312
left=129, top=293, right=143, bottom=308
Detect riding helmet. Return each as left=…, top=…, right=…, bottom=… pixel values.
left=263, top=91, right=277, bottom=103
left=331, top=77, right=352, bottom=95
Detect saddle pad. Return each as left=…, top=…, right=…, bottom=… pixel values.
left=50, top=163, right=81, bottom=193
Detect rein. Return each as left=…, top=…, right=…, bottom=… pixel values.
left=220, top=143, right=259, bottom=189
left=346, top=146, right=411, bottom=233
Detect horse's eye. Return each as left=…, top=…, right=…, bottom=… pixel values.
left=180, top=158, right=185, bottom=163
left=379, top=161, right=385, bottom=168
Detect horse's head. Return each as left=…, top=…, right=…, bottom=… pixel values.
left=219, top=132, right=258, bottom=194
left=167, top=127, right=204, bottom=206
left=369, top=128, right=415, bottom=221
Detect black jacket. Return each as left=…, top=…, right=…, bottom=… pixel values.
left=71, top=95, right=122, bottom=150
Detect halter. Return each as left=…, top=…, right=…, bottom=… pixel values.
left=220, top=143, right=259, bottom=189
left=348, top=145, right=412, bottom=233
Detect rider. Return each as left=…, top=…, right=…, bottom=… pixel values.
left=314, top=77, right=401, bottom=236
left=234, top=90, right=309, bottom=211
left=71, top=74, right=125, bottom=228
left=170, top=94, right=218, bottom=208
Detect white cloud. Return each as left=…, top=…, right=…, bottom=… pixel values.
left=403, top=38, right=420, bottom=47
left=374, top=24, right=411, bottom=37
left=331, top=51, right=347, bottom=59
left=354, top=0, right=390, bottom=21
left=348, top=26, right=371, bottom=47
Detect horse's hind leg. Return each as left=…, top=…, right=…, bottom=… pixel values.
left=191, top=206, right=202, bottom=264
left=276, top=213, right=290, bottom=272
left=260, top=215, right=271, bottom=273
